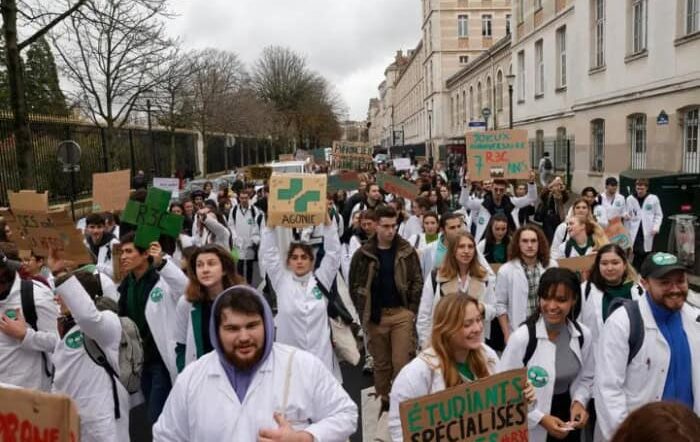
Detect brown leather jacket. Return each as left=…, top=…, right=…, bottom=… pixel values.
left=348, top=235, right=424, bottom=325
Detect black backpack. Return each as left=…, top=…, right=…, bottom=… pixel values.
left=543, top=158, right=553, bottom=170
left=20, top=280, right=54, bottom=379
left=314, top=275, right=355, bottom=326
left=523, top=319, right=584, bottom=366
left=606, top=298, right=645, bottom=365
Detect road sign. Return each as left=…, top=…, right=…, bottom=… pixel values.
left=468, top=121, right=487, bottom=128
left=657, top=110, right=669, bottom=125
left=482, top=107, right=492, bottom=118
left=57, top=140, right=81, bottom=167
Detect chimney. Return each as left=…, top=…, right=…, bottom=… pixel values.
left=395, top=50, right=403, bottom=61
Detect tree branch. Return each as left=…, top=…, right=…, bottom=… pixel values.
left=18, top=0, right=87, bottom=51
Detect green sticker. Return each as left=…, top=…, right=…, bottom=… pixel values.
left=65, top=331, right=84, bottom=349
left=150, top=287, right=164, bottom=303
left=527, top=366, right=549, bottom=388
left=644, top=204, right=652, bottom=211
left=5, top=310, right=16, bottom=320
left=479, top=216, right=485, bottom=225
left=312, top=286, right=323, bottom=300
left=652, top=253, right=677, bottom=266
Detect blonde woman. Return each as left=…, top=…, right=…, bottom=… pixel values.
left=550, top=198, right=601, bottom=255
left=416, top=231, right=496, bottom=347
left=556, top=215, right=608, bottom=259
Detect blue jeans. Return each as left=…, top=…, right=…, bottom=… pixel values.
left=141, top=359, right=172, bottom=426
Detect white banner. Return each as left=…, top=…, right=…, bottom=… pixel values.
left=393, top=157, right=412, bottom=171
left=153, top=177, right=180, bottom=197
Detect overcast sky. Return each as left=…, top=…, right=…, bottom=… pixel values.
left=166, top=0, right=422, bottom=121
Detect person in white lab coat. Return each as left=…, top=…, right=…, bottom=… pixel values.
left=495, top=225, right=559, bottom=343
left=597, top=177, right=627, bottom=221
left=0, top=252, right=57, bottom=391
left=499, top=268, right=595, bottom=442
left=260, top=214, right=343, bottom=380
left=624, top=178, right=663, bottom=271
left=594, top=252, right=700, bottom=441
left=84, top=213, right=120, bottom=279
left=407, top=211, right=440, bottom=251
left=192, top=206, right=234, bottom=250
left=2, top=271, right=130, bottom=442
left=554, top=215, right=608, bottom=259
left=153, top=285, right=357, bottom=441
left=580, top=187, right=609, bottom=229
left=389, top=293, right=536, bottom=442
left=227, top=190, right=262, bottom=284
left=550, top=198, right=603, bottom=257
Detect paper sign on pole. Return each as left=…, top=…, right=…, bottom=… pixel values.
left=0, top=386, right=80, bottom=442
left=268, top=174, right=327, bottom=228
left=399, top=368, right=528, bottom=442
left=558, top=254, right=597, bottom=273
left=153, top=177, right=180, bottom=197
left=393, top=158, right=412, bottom=171
left=93, top=169, right=131, bottom=212
left=377, top=173, right=419, bottom=201
left=7, top=190, right=48, bottom=212
left=605, top=217, right=632, bottom=249
left=466, top=129, right=530, bottom=181
left=328, top=171, right=361, bottom=192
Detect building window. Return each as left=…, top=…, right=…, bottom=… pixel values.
left=556, top=127, right=568, bottom=170
left=632, top=0, right=647, bottom=54
left=556, top=27, right=567, bottom=87
left=688, top=0, right=700, bottom=34
left=477, top=82, right=483, bottom=115
left=593, top=0, right=605, bottom=68
left=458, top=15, right=469, bottom=37
left=469, top=86, right=475, bottom=119
left=506, top=14, right=512, bottom=34
left=518, top=0, right=525, bottom=23
left=451, top=97, right=456, bottom=129
left=462, top=90, right=467, bottom=124
left=517, top=51, right=526, bottom=101
left=684, top=108, right=699, bottom=173
left=535, top=39, right=544, bottom=96
left=535, top=130, right=545, bottom=166
left=459, top=55, right=469, bottom=64
left=486, top=76, right=492, bottom=109
left=591, top=119, right=605, bottom=172
left=629, top=114, right=647, bottom=170
left=496, top=71, right=504, bottom=111
left=482, top=15, right=493, bottom=37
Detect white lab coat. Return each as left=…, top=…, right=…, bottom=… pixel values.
left=261, top=223, right=342, bottom=380
left=549, top=222, right=568, bottom=258
left=598, top=192, right=627, bottom=221
left=192, top=215, right=234, bottom=250
left=498, top=318, right=595, bottom=442
left=594, top=296, right=700, bottom=441
left=85, top=237, right=120, bottom=279
left=420, top=235, right=495, bottom=282
left=341, top=234, right=363, bottom=283
left=624, top=194, right=663, bottom=252
left=0, top=275, right=57, bottom=391
left=402, top=215, right=423, bottom=240
left=494, top=259, right=559, bottom=333
left=153, top=344, right=358, bottom=441
left=227, top=204, right=262, bottom=260
left=578, top=280, right=644, bottom=344
left=171, top=234, right=194, bottom=267
left=388, top=345, right=500, bottom=442
left=556, top=238, right=597, bottom=259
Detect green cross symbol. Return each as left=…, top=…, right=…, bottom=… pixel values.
left=122, top=187, right=184, bottom=248
left=277, top=178, right=321, bottom=212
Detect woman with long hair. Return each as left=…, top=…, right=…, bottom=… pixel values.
left=389, top=294, right=535, bottom=441
left=416, top=231, right=495, bottom=346
left=550, top=197, right=598, bottom=254
left=579, top=243, right=642, bottom=343
left=192, top=205, right=234, bottom=250
left=555, top=214, right=608, bottom=259
left=611, top=402, right=700, bottom=442
left=408, top=211, right=440, bottom=250
left=174, top=244, right=245, bottom=371
left=478, top=214, right=511, bottom=265
left=499, top=268, right=595, bottom=442
left=260, top=214, right=343, bottom=380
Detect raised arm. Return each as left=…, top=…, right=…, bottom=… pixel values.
left=260, top=225, right=286, bottom=290
left=315, top=220, right=341, bottom=291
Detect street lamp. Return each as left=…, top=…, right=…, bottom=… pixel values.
left=427, top=108, right=433, bottom=162
left=506, top=74, right=516, bottom=129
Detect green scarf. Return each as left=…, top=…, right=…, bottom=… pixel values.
left=602, top=281, right=635, bottom=321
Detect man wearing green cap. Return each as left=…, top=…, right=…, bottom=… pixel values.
left=594, top=252, right=700, bottom=440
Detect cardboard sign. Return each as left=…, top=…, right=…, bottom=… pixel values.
left=467, top=129, right=529, bottom=181
left=605, top=217, right=632, bottom=249
left=153, top=177, right=180, bottom=197
left=8, top=190, right=48, bottom=212
left=248, top=166, right=273, bottom=181
left=278, top=154, right=294, bottom=161
left=268, top=174, right=327, bottom=228
left=328, top=172, right=361, bottom=192
left=399, top=368, right=528, bottom=442
left=121, top=188, right=184, bottom=249
left=93, top=169, right=131, bottom=212
left=558, top=254, right=597, bottom=273
left=377, top=173, right=419, bottom=200
left=0, top=385, right=80, bottom=442
left=332, top=141, right=374, bottom=171
left=393, top=157, right=412, bottom=171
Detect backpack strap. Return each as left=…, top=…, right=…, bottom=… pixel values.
left=584, top=281, right=593, bottom=301
left=314, top=274, right=354, bottom=325
left=430, top=268, right=439, bottom=298
left=571, top=319, right=585, bottom=350
left=84, top=338, right=121, bottom=419
left=565, top=240, right=574, bottom=258
left=522, top=321, right=538, bottom=366
left=607, top=298, right=645, bottom=365
left=414, top=234, right=421, bottom=249
left=231, top=206, right=238, bottom=224
left=95, top=270, right=104, bottom=298
left=20, top=280, right=53, bottom=379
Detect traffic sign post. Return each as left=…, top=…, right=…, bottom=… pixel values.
left=57, top=140, right=82, bottom=221
left=482, top=107, right=492, bottom=131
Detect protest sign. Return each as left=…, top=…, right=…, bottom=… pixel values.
left=558, top=254, right=597, bottom=273
left=7, top=190, right=48, bottom=212
left=605, top=217, right=632, bottom=249
left=328, top=171, right=361, bottom=192
left=393, top=157, right=412, bottom=171
left=466, top=129, right=529, bottom=181
left=416, top=156, right=427, bottom=165
left=0, top=385, right=80, bottom=442
left=399, top=368, right=528, bottom=442
left=312, top=148, right=327, bottom=163
left=377, top=173, right=419, bottom=200
left=268, top=174, right=327, bottom=228
left=248, top=166, right=273, bottom=181
left=153, top=177, right=180, bottom=197
left=93, top=169, right=131, bottom=212
left=332, top=141, right=374, bottom=171
left=279, top=154, right=294, bottom=161
left=121, top=188, right=184, bottom=249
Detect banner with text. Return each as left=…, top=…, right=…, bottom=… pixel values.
left=377, top=173, right=419, bottom=201
left=268, top=174, right=327, bottom=228
left=332, top=141, right=373, bottom=171
left=467, top=130, right=529, bottom=181
left=399, top=368, right=528, bottom=442
left=0, top=386, right=80, bottom=442
left=153, top=177, right=180, bottom=197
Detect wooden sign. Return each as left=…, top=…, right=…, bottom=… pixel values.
left=376, top=173, right=419, bottom=200
left=0, top=385, right=80, bottom=442
left=268, top=174, right=327, bottom=228
left=327, top=171, right=361, bottom=192
left=93, top=169, right=131, bottom=212
left=466, top=129, right=529, bottom=181
left=399, top=368, right=528, bottom=442
left=558, top=254, right=597, bottom=273
left=605, top=217, right=632, bottom=249
left=7, top=190, right=48, bottom=213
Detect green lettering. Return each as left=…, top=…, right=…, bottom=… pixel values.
left=408, top=402, right=423, bottom=432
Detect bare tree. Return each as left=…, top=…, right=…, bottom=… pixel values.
left=51, top=0, right=174, bottom=168
left=0, top=0, right=86, bottom=188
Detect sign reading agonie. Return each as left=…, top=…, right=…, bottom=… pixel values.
left=268, top=174, right=327, bottom=228
left=466, top=129, right=529, bottom=181
left=399, top=368, right=528, bottom=442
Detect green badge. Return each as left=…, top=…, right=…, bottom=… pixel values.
left=150, top=287, right=164, bottom=303
left=312, top=286, right=323, bottom=300
left=479, top=216, right=485, bottom=225
left=65, top=331, right=84, bottom=349
left=644, top=204, right=652, bottom=211
left=652, top=253, right=677, bottom=266
left=528, top=366, right=549, bottom=388
left=5, top=310, right=16, bottom=320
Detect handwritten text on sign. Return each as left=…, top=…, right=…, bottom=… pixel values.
left=467, top=130, right=529, bottom=181
left=399, top=368, right=528, bottom=442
